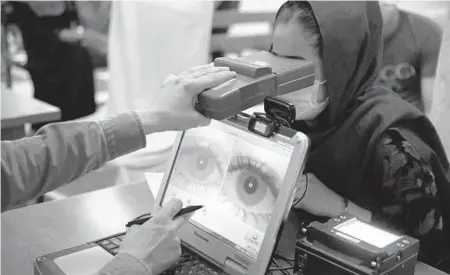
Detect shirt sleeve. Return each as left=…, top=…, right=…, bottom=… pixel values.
left=1, top=111, right=146, bottom=211
left=371, top=129, right=446, bottom=267
left=410, top=13, right=443, bottom=77
left=96, top=253, right=151, bottom=275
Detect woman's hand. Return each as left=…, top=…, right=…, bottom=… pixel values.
left=293, top=173, right=345, bottom=218
left=294, top=173, right=372, bottom=221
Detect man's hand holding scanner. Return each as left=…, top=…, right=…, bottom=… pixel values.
left=119, top=199, right=197, bottom=275
left=140, top=63, right=236, bottom=133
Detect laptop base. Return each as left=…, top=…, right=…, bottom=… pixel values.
left=34, top=232, right=226, bottom=275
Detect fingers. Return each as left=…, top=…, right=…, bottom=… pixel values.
left=127, top=225, right=140, bottom=234
left=187, top=71, right=236, bottom=94
left=295, top=173, right=312, bottom=195
left=154, top=198, right=183, bottom=220
left=179, top=63, right=214, bottom=77
left=170, top=210, right=197, bottom=231
left=198, top=117, right=211, bottom=127
left=170, top=216, right=188, bottom=231
left=298, top=173, right=307, bottom=182
left=164, top=74, right=177, bottom=85
left=186, top=66, right=230, bottom=79
left=191, top=112, right=211, bottom=127
left=170, top=236, right=183, bottom=260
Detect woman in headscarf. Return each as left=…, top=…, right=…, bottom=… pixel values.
left=2, top=1, right=96, bottom=129
left=270, top=1, right=450, bottom=271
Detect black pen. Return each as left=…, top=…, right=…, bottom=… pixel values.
left=126, top=205, right=203, bottom=227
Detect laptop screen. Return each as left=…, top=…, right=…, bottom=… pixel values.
left=162, top=120, right=295, bottom=260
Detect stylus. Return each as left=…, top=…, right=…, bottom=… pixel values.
left=126, top=205, right=203, bottom=227
left=174, top=205, right=203, bottom=219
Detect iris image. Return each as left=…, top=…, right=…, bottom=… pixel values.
left=220, top=154, right=280, bottom=231
left=170, top=136, right=228, bottom=199
left=168, top=130, right=283, bottom=232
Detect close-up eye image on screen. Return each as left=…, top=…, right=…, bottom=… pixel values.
left=165, top=126, right=235, bottom=205
left=216, top=138, right=290, bottom=257
left=218, top=139, right=286, bottom=232
left=162, top=120, right=294, bottom=259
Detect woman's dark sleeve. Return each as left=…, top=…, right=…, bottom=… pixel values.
left=372, top=129, right=447, bottom=267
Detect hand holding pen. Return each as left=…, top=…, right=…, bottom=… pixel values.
left=120, top=199, right=203, bottom=275
left=126, top=204, right=203, bottom=228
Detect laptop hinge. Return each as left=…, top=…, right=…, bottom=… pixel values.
left=224, top=258, right=247, bottom=275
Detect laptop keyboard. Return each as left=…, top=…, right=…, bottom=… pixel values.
left=96, top=233, right=225, bottom=275
left=97, top=233, right=124, bottom=255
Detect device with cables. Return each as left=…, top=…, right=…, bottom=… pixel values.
left=294, top=214, right=419, bottom=275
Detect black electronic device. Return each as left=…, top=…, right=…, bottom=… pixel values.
left=248, top=113, right=279, bottom=138
left=294, top=213, right=419, bottom=275
left=264, top=97, right=296, bottom=126
left=247, top=96, right=297, bottom=138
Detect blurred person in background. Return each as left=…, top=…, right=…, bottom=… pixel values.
left=75, top=1, right=110, bottom=69
left=39, top=1, right=217, bottom=193
left=104, top=1, right=216, bottom=185
left=211, top=1, right=241, bottom=60
left=1, top=1, right=96, bottom=130
left=1, top=24, right=11, bottom=88
left=377, top=1, right=443, bottom=115
left=107, top=1, right=215, bottom=117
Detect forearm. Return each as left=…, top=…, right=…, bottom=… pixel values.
left=1, top=112, right=146, bottom=211
left=96, top=253, right=151, bottom=275
left=83, top=28, right=108, bottom=56
left=320, top=192, right=373, bottom=222
left=344, top=199, right=372, bottom=222
left=294, top=177, right=372, bottom=222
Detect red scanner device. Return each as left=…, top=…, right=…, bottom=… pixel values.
left=196, top=51, right=315, bottom=120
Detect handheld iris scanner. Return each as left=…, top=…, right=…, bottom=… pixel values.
left=196, top=51, right=315, bottom=120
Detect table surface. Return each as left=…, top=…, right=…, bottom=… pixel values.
left=1, top=91, right=61, bottom=129
left=1, top=182, right=446, bottom=275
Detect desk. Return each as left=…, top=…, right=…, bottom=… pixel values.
left=1, top=91, right=61, bottom=140
left=1, top=182, right=446, bottom=275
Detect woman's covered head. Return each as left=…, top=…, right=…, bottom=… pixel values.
left=271, top=1, right=384, bottom=126
left=378, top=1, right=400, bottom=39
left=272, top=1, right=323, bottom=70
left=272, top=1, right=327, bottom=122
